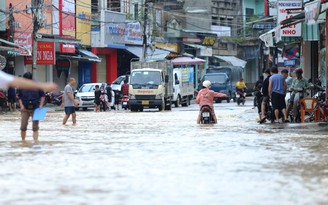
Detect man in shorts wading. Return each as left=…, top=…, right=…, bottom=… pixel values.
left=268, top=67, right=287, bottom=123
left=62, top=78, right=78, bottom=125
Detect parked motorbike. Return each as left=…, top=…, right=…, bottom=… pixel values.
left=236, top=89, right=246, bottom=106
left=122, top=95, right=129, bottom=110
left=44, top=91, right=63, bottom=106
left=199, top=105, right=215, bottom=124
left=287, top=87, right=310, bottom=122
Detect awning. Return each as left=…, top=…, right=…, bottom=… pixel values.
left=59, top=49, right=101, bottom=63
left=213, top=55, right=246, bottom=68
left=126, top=46, right=170, bottom=60
left=0, top=38, right=31, bottom=56
left=184, top=43, right=207, bottom=49
left=172, top=57, right=205, bottom=66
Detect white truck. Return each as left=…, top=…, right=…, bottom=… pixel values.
left=129, top=61, right=174, bottom=111
left=172, top=67, right=194, bottom=107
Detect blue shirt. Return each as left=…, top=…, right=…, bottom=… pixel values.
left=270, top=74, right=285, bottom=95
left=17, top=89, right=45, bottom=109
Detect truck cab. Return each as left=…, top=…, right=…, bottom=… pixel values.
left=201, top=73, right=232, bottom=103
left=129, top=65, right=173, bottom=111
left=172, top=67, right=194, bottom=107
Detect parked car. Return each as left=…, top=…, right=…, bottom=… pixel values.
left=111, top=75, right=129, bottom=91
left=75, top=83, right=105, bottom=111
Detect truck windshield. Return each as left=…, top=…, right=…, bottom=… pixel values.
left=204, top=75, right=227, bottom=84
left=112, top=76, right=125, bottom=85
left=130, top=71, right=161, bottom=85
left=79, top=85, right=96, bottom=93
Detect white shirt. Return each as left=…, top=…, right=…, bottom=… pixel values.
left=0, top=70, right=14, bottom=89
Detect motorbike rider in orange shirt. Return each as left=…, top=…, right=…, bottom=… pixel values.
left=196, top=80, right=227, bottom=124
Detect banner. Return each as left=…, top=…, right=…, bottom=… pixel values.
left=305, top=0, right=321, bottom=25
left=60, top=0, right=76, bottom=53
left=25, top=42, right=55, bottom=65
left=76, top=0, right=91, bottom=45
left=277, top=0, right=302, bottom=37
left=125, top=22, right=143, bottom=45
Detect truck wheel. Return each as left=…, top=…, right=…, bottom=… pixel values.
left=181, top=99, right=187, bottom=107
left=174, top=96, right=180, bottom=107
left=187, top=97, right=191, bottom=106
left=226, top=98, right=230, bottom=103
left=159, top=99, right=165, bottom=111
left=165, top=100, right=172, bottom=111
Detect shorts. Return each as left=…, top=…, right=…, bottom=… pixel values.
left=94, top=100, right=100, bottom=106
left=8, top=96, right=16, bottom=104
left=20, top=110, right=39, bottom=131
left=65, top=106, right=76, bottom=115
left=271, top=92, right=286, bottom=111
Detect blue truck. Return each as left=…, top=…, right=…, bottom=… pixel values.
left=199, top=66, right=243, bottom=103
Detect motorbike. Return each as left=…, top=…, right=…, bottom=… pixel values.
left=236, top=89, right=246, bottom=106
left=199, top=105, right=215, bottom=124
left=44, top=91, right=63, bottom=106
left=287, top=87, right=310, bottom=122
left=122, top=95, right=129, bottom=110
left=100, top=93, right=111, bottom=111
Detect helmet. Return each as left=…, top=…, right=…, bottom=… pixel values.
left=295, top=69, right=303, bottom=74
left=203, top=80, right=211, bottom=88
left=23, top=72, right=33, bottom=80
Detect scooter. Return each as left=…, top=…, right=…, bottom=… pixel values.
left=122, top=95, right=129, bottom=110
left=288, top=87, right=309, bottom=122
left=199, top=105, right=215, bottom=124
left=236, top=89, right=246, bottom=106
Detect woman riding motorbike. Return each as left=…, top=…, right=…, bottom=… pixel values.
left=196, top=80, right=227, bottom=124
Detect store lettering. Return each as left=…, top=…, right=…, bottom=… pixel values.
left=37, top=51, right=54, bottom=61
left=282, top=30, right=296, bottom=35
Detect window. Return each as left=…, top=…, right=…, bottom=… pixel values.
left=219, top=43, right=228, bottom=50
left=246, top=8, right=254, bottom=21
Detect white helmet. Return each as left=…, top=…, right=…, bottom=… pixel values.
left=203, top=80, right=211, bottom=88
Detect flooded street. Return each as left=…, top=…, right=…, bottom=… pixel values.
left=1, top=99, right=328, bottom=205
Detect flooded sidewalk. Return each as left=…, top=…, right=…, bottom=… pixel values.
left=1, top=101, right=328, bottom=205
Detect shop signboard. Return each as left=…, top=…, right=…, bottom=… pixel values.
left=284, top=59, right=296, bottom=67
left=25, top=42, right=55, bottom=65
left=304, top=0, right=321, bottom=25
left=155, top=43, right=178, bottom=52
left=125, top=22, right=143, bottom=45
left=14, top=31, right=32, bottom=56
left=105, top=11, right=126, bottom=46
left=200, top=47, right=213, bottom=57
left=76, top=0, right=91, bottom=45
left=59, top=0, right=76, bottom=53
left=269, top=0, right=278, bottom=16
left=277, top=0, right=302, bottom=37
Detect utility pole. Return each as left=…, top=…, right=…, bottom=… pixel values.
left=31, top=0, right=44, bottom=79
left=142, top=0, right=148, bottom=62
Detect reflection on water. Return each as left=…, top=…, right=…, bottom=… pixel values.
left=1, top=103, right=328, bottom=205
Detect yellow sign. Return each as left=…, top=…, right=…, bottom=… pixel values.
left=155, top=43, right=178, bottom=52
left=76, top=0, right=91, bottom=45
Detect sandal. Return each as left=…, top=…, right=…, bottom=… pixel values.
left=259, top=117, right=267, bottom=124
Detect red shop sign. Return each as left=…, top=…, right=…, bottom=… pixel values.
left=60, top=43, right=76, bottom=53
left=25, top=42, right=56, bottom=65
